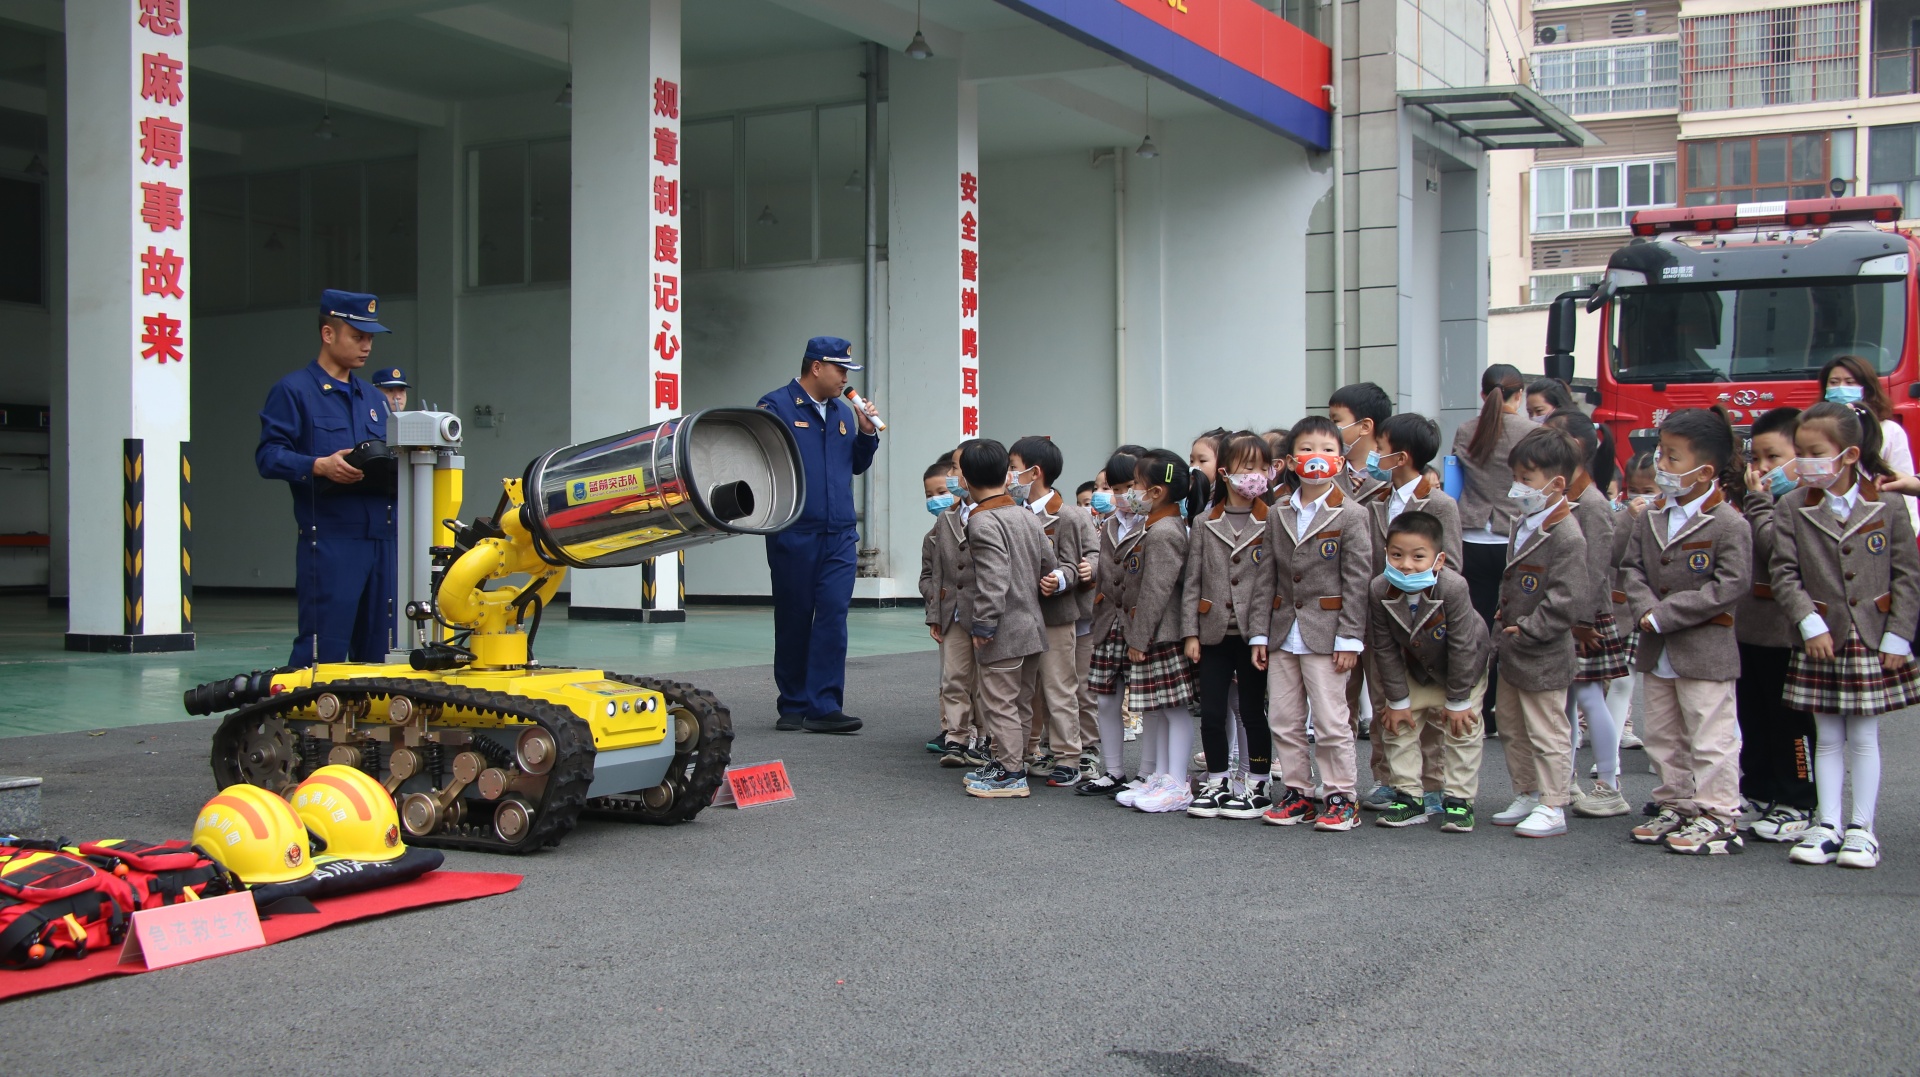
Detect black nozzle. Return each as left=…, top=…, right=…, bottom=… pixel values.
left=707, top=480, right=755, bottom=522
left=183, top=669, right=282, bottom=715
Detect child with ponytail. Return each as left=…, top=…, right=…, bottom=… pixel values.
left=1773, top=401, right=1920, bottom=870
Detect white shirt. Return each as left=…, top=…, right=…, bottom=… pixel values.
left=1793, top=478, right=1912, bottom=657
left=1509, top=499, right=1557, bottom=553
left=1880, top=418, right=1920, bottom=532
left=803, top=389, right=833, bottom=424
left=1279, top=486, right=1363, bottom=656
left=1387, top=475, right=1423, bottom=524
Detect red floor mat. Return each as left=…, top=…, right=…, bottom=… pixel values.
left=0, top=871, right=520, bottom=1003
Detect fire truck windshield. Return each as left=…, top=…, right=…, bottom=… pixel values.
left=1609, top=279, right=1905, bottom=383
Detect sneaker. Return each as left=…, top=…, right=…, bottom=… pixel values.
left=1115, top=776, right=1155, bottom=808
left=1570, top=781, right=1630, bottom=818
left=1357, top=716, right=1371, bottom=741
left=1359, top=783, right=1398, bottom=812
left=1025, top=754, right=1056, bottom=778
left=1138, top=777, right=1194, bottom=814
left=1789, top=824, right=1844, bottom=865
left=1423, top=791, right=1444, bottom=816
left=1836, top=826, right=1881, bottom=869
left=1218, top=780, right=1275, bottom=820
left=1376, top=792, right=1430, bottom=828
left=1588, top=762, right=1598, bottom=779
left=1262, top=789, right=1320, bottom=826
left=1641, top=800, right=1658, bottom=817
left=1079, top=751, right=1101, bottom=780
left=1665, top=815, right=1744, bottom=855
left=926, top=731, right=945, bottom=753
left=1045, top=764, right=1081, bottom=788
left=963, top=762, right=1030, bottom=799
left=1751, top=804, right=1813, bottom=843
left=962, top=737, right=992, bottom=767
left=938, top=739, right=971, bottom=768
left=1735, top=799, right=1767, bottom=827
left=1514, top=803, right=1568, bottom=838
left=1438, top=797, right=1475, bottom=833
left=1491, top=794, right=1542, bottom=827
left=1313, top=793, right=1361, bottom=831
left=1075, top=772, right=1127, bottom=798
left=1618, top=722, right=1643, bottom=749
left=1631, top=807, right=1687, bottom=845
left=1187, top=777, right=1231, bottom=819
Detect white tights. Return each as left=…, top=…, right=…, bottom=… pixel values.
left=1155, top=708, right=1194, bottom=781
left=1568, top=680, right=1622, bottom=787
left=1813, top=713, right=1881, bottom=831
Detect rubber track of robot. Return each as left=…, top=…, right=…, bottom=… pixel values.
left=586, top=674, right=734, bottom=824
left=208, top=678, right=594, bottom=854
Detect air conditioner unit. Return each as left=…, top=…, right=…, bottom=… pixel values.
left=1536, top=24, right=1568, bottom=45
left=1610, top=10, right=1649, bottom=36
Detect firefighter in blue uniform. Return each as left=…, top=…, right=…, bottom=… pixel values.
left=757, top=336, right=881, bottom=733
left=256, top=289, right=397, bottom=666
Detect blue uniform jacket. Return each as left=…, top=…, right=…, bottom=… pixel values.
left=257, top=361, right=395, bottom=539
left=757, top=379, right=879, bottom=533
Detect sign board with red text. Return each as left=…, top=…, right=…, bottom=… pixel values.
left=722, top=761, right=796, bottom=808
left=117, top=891, right=265, bottom=970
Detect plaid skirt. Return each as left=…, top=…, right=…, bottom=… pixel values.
left=1126, top=641, right=1197, bottom=712
left=1574, top=611, right=1632, bottom=682
left=1088, top=624, right=1128, bottom=695
left=1783, top=631, right=1920, bottom=717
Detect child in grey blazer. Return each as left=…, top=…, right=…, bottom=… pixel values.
left=955, top=439, right=1058, bottom=800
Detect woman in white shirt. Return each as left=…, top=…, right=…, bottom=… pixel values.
left=1819, top=355, right=1918, bottom=532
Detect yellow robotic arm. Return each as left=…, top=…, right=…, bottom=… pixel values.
left=436, top=479, right=566, bottom=669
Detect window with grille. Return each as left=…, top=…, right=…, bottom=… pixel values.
left=1534, top=41, right=1681, bottom=114
left=1533, top=159, right=1678, bottom=232
left=1868, top=122, right=1920, bottom=215
left=1679, top=130, right=1852, bottom=205
left=1680, top=3, right=1859, bottom=111
left=1530, top=271, right=1607, bottom=305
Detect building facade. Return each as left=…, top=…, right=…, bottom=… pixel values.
left=1489, top=0, right=1918, bottom=378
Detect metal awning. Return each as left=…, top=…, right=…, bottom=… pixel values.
left=1399, top=86, right=1604, bottom=151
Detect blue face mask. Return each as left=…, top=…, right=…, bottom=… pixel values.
left=1825, top=384, right=1865, bottom=405
left=944, top=474, right=963, bottom=497
left=1089, top=490, right=1115, bottom=515
left=1385, top=564, right=1437, bottom=593
left=1364, top=450, right=1397, bottom=484
left=1763, top=464, right=1798, bottom=498
left=926, top=493, right=957, bottom=515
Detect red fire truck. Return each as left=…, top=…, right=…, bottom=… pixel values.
left=1543, top=195, right=1919, bottom=459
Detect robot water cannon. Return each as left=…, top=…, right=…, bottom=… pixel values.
left=193, top=407, right=805, bottom=853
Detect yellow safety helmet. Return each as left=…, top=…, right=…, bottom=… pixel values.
left=193, top=785, right=314, bottom=885
left=291, top=765, right=405, bottom=863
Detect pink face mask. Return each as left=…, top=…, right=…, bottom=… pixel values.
left=1226, top=471, right=1270, bottom=498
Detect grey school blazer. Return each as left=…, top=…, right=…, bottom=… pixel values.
left=1180, top=499, right=1272, bottom=645
left=1116, top=505, right=1190, bottom=651
left=1620, top=487, right=1750, bottom=680
left=1368, top=567, right=1491, bottom=706
left=920, top=505, right=971, bottom=631
left=1260, top=484, right=1375, bottom=652
left=964, top=494, right=1057, bottom=664
left=1494, top=498, right=1587, bottom=692
left=1769, top=480, right=1920, bottom=651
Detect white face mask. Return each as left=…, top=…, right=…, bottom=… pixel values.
left=1507, top=480, right=1550, bottom=516
left=1797, top=455, right=1847, bottom=489
left=1654, top=464, right=1705, bottom=496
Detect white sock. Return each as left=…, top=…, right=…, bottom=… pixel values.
left=1140, top=708, right=1165, bottom=779
left=1813, top=713, right=1849, bottom=830
left=1096, top=692, right=1126, bottom=778
left=1159, top=708, right=1194, bottom=782
left=1605, top=674, right=1635, bottom=734
left=1570, top=680, right=1620, bottom=787
left=1847, top=715, right=1882, bottom=831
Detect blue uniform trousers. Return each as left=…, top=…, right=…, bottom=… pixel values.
left=291, top=529, right=396, bottom=666
left=766, top=527, right=859, bottom=718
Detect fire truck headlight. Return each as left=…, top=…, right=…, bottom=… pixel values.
left=1607, top=268, right=1647, bottom=289
left=1859, top=253, right=1910, bottom=277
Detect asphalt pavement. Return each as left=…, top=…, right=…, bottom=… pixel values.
left=3, top=650, right=1916, bottom=1076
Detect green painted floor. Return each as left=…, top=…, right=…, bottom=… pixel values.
left=0, top=595, right=935, bottom=739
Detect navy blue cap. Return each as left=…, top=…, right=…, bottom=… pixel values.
left=320, top=289, right=391, bottom=334
left=372, top=366, right=409, bottom=388
left=803, top=335, right=861, bottom=371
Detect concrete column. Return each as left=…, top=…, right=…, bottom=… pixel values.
left=881, top=57, right=977, bottom=592
left=45, top=32, right=67, bottom=602
left=65, top=0, right=193, bottom=652
left=567, top=0, right=682, bottom=620
left=414, top=110, right=461, bottom=412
